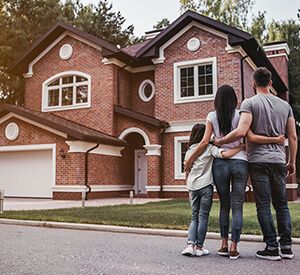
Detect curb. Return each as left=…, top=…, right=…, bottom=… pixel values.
left=0, top=218, right=300, bottom=244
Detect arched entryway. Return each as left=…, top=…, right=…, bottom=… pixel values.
left=119, top=128, right=148, bottom=195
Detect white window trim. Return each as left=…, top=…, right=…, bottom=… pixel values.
left=139, top=79, right=155, bottom=102
left=174, top=136, right=189, bottom=180
left=174, top=57, right=217, bottom=104
left=42, top=71, right=91, bottom=112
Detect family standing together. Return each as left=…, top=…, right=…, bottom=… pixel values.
left=182, top=67, right=297, bottom=260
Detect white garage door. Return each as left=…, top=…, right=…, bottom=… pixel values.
left=0, top=149, right=53, bottom=198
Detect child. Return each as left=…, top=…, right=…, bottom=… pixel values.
left=182, top=123, right=246, bottom=257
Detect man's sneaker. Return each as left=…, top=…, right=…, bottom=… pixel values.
left=229, top=251, right=240, bottom=260
left=195, top=248, right=209, bottom=257
left=182, top=246, right=195, bottom=256
left=280, top=248, right=294, bottom=259
left=217, top=247, right=228, bottom=256
left=256, top=247, right=281, bottom=261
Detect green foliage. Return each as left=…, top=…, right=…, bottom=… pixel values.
left=153, top=18, right=171, bottom=30
left=179, top=0, right=253, bottom=30
left=0, top=0, right=136, bottom=104
left=1, top=199, right=300, bottom=237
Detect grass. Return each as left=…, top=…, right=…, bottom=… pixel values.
left=0, top=199, right=299, bottom=237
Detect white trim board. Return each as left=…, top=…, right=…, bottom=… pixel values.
left=66, top=141, right=124, bottom=157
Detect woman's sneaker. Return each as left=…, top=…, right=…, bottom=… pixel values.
left=280, top=248, right=294, bottom=259
left=217, top=247, right=228, bottom=256
left=182, top=246, right=195, bottom=256
left=256, top=247, right=281, bottom=261
left=195, top=248, right=209, bottom=257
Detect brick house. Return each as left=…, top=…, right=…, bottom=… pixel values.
left=0, top=10, right=297, bottom=200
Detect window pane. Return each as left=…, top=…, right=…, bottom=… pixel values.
left=206, top=85, right=213, bottom=94
left=62, top=87, right=73, bottom=105
left=181, top=142, right=189, bottom=173
left=199, top=75, right=205, bottom=85
left=199, top=66, right=204, bottom=75
left=205, top=64, right=212, bottom=74
left=199, top=85, right=206, bottom=95
left=198, top=64, right=213, bottom=95
left=48, top=79, right=59, bottom=87
left=62, top=76, right=73, bottom=84
left=76, top=85, right=88, bottom=103
left=206, top=75, right=212, bottom=84
left=48, top=89, right=59, bottom=106
left=143, top=83, right=152, bottom=98
left=180, top=67, right=194, bottom=98
left=76, top=76, right=87, bottom=82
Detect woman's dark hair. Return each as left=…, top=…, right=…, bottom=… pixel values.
left=188, top=123, right=206, bottom=147
left=214, top=84, right=237, bottom=136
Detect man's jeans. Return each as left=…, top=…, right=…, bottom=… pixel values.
left=249, top=163, right=292, bottom=249
left=213, top=158, right=248, bottom=243
left=187, top=185, right=213, bottom=248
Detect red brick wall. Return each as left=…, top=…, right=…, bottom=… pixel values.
left=25, top=35, right=115, bottom=135
left=154, top=26, right=245, bottom=122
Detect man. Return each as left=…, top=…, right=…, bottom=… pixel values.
left=214, top=67, right=297, bottom=260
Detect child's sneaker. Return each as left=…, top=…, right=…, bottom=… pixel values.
left=195, top=248, right=209, bottom=257
left=182, top=246, right=195, bottom=256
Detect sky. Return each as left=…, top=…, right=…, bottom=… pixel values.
left=80, top=0, right=300, bottom=37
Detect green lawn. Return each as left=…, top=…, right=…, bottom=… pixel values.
left=0, top=199, right=299, bottom=237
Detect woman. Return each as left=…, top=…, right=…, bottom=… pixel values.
left=184, top=85, right=284, bottom=259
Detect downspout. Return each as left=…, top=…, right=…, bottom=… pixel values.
left=159, top=126, right=166, bottom=198
left=85, top=141, right=100, bottom=200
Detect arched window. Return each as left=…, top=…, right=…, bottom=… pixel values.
left=42, top=71, right=91, bottom=112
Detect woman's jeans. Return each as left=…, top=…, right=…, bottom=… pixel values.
left=213, top=158, right=248, bottom=243
left=249, top=163, right=292, bottom=249
left=187, top=185, right=213, bottom=247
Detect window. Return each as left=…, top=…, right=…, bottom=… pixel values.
left=139, top=79, right=155, bottom=102
left=174, top=136, right=189, bottom=179
left=174, top=57, right=217, bottom=103
left=42, top=72, right=91, bottom=112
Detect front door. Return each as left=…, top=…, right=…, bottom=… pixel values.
left=134, top=150, right=147, bottom=195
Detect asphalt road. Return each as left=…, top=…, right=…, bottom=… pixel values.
left=0, top=224, right=299, bottom=275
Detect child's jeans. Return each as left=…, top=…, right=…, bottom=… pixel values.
left=187, top=185, right=213, bottom=248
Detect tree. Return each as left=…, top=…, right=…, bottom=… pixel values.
left=153, top=18, right=170, bottom=30
left=179, top=0, right=253, bottom=30
left=0, top=0, right=137, bottom=105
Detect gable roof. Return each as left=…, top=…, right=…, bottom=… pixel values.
left=8, top=21, right=120, bottom=76
left=0, top=104, right=126, bottom=146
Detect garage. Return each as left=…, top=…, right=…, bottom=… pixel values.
left=0, top=145, right=54, bottom=198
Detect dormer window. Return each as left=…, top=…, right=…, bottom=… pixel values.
left=42, top=71, right=91, bottom=112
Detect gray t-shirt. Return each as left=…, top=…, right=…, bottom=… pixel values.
left=240, top=94, right=293, bottom=163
